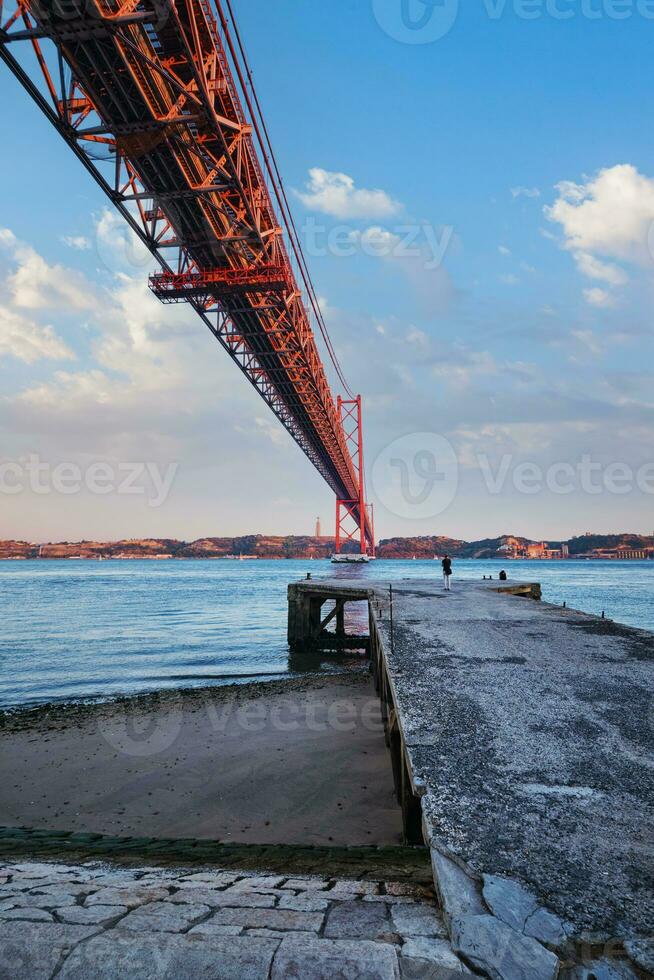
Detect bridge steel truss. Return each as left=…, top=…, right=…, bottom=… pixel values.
left=0, top=0, right=375, bottom=555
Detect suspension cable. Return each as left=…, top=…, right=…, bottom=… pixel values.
left=217, top=0, right=354, bottom=399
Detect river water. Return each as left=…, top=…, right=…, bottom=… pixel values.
left=0, top=558, right=651, bottom=708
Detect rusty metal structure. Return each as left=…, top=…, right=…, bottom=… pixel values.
left=0, top=0, right=375, bottom=555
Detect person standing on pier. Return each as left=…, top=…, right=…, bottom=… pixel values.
left=442, top=555, right=453, bottom=591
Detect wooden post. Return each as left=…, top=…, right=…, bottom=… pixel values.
left=336, top=601, right=345, bottom=637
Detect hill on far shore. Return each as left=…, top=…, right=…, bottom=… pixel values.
left=1, top=533, right=652, bottom=561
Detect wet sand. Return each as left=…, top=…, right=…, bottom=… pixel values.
left=0, top=674, right=403, bottom=846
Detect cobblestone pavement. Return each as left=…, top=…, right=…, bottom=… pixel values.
left=0, top=860, right=472, bottom=978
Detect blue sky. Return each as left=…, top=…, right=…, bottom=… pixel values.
left=0, top=0, right=653, bottom=542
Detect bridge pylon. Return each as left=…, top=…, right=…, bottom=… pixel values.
left=335, top=396, right=375, bottom=557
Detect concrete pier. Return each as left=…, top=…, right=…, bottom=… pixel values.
left=287, top=580, right=370, bottom=653
left=289, top=577, right=654, bottom=978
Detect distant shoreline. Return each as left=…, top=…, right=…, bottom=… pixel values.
left=1, top=554, right=653, bottom=562
left=1, top=532, right=653, bottom=562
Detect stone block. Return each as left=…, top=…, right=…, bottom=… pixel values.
left=188, top=923, right=243, bottom=937
left=324, top=901, right=390, bottom=939
left=85, top=886, right=168, bottom=908
left=0, top=923, right=99, bottom=980
left=278, top=892, right=330, bottom=912
left=56, top=905, right=128, bottom=925
left=0, top=885, right=23, bottom=897
left=282, top=878, right=329, bottom=891
left=391, top=903, right=448, bottom=939
left=230, top=876, right=285, bottom=890
left=210, top=907, right=324, bottom=932
left=91, top=872, right=149, bottom=886
left=401, top=963, right=469, bottom=980
left=271, top=936, right=400, bottom=980
left=482, top=876, right=538, bottom=932
left=451, top=914, right=559, bottom=980
left=431, top=851, right=485, bottom=924
left=36, top=883, right=98, bottom=898
left=363, top=895, right=420, bottom=905
left=482, top=876, right=568, bottom=950
left=328, top=880, right=381, bottom=898
left=625, top=937, right=654, bottom=975
left=117, top=901, right=210, bottom=933
left=57, top=933, right=279, bottom=979
left=9, top=890, right=78, bottom=908
left=524, top=908, right=568, bottom=949
left=12, top=863, right=83, bottom=877
left=385, top=883, right=435, bottom=900
left=401, top=937, right=469, bottom=974
left=565, top=962, right=641, bottom=979
left=180, top=872, right=239, bottom=887
left=167, top=889, right=275, bottom=908
left=0, top=879, right=74, bottom=894
left=0, top=907, right=54, bottom=922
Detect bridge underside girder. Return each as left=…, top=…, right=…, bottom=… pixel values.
left=0, top=0, right=375, bottom=553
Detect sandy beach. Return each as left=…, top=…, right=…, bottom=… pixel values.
left=0, top=674, right=402, bottom=847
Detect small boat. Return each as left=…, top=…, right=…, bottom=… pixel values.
left=331, top=554, right=370, bottom=564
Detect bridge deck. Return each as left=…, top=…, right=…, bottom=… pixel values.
left=291, top=577, right=654, bottom=975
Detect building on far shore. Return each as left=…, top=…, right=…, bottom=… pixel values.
left=519, top=542, right=570, bottom=560
left=573, top=548, right=654, bottom=560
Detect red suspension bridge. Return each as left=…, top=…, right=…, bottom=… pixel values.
left=0, top=0, right=375, bottom=556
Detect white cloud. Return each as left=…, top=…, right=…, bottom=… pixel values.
left=571, top=329, right=603, bottom=356
left=350, top=225, right=401, bottom=255
left=4, top=217, right=225, bottom=441
left=498, top=245, right=511, bottom=256
left=317, top=295, right=333, bottom=317
left=545, top=164, right=654, bottom=306
left=583, top=287, right=616, bottom=309
left=295, top=168, right=401, bottom=219
left=254, top=416, right=287, bottom=446
left=0, top=229, right=17, bottom=248
left=17, top=368, right=109, bottom=409
left=62, top=236, right=91, bottom=251
left=0, top=228, right=95, bottom=310
left=95, top=208, right=152, bottom=275
left=499, top=274, right=519, bottom=285
left=9, top=269, right=244, bottom=462
left=574, top=251, right=627, bottom=286
left=0, top=306, right=74, bottom=364
left=406, top=326, right=428, bottom=347
left=511, top=187, right=540, bottom=199
left=432, top=348, right=498, bottom=387
left=546, top=164, right=654, bottom=266
left=0, top=229, right=78, bottom=363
